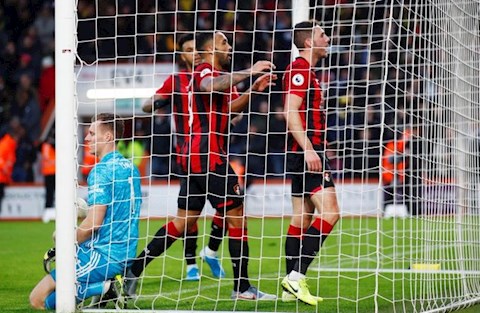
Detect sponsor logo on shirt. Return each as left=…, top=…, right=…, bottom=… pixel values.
left=90, top=184, right=104, bottom=194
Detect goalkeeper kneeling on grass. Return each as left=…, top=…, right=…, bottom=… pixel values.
left=29, top=113, right=142, bottom=310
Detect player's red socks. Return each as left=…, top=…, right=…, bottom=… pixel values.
left=184, top=222, right=199, bottom=265
left=208, top=213, right=227, bottom=251
left=229, top=227, right=250, bottom=292
left=285, top=225, right=303, bottom=274
left=295, top=218, right=334, bottom=275
left=131, top=221, right=182, bottom=277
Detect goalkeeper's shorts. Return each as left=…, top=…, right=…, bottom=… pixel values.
left=50, top=249, right=123, bottom=298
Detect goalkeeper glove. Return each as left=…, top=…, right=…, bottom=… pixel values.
left=43, top=247, right=56, bottom=274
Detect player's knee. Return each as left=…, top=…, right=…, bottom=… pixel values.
left=303, top=214, right=314, bottom=227
left=225, top=205, right=245, bottom=228
left=29, top=291, right=44, bottom=310
left=327, top=207, right=341, bottom=224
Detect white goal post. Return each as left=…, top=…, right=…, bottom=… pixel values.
left=55, top=0, right=76, bottom=312
left=55, top=1, right=480, bottom=313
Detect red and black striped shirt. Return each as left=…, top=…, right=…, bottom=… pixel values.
left=155, top=70, right=191, bottom=166
left=184, top=62, right=239, bottom=173
left=283, top=57, right=326, bottom=152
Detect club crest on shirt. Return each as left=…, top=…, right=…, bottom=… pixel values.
left=200, top=68, right=211, bottom=78
left=324, top=172, right=331, bottom=182
left=292, top=73, right=305, bottom=86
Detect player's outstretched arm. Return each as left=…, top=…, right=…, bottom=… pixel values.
left=142, top=95, right=170, bottom=113
left=76, top=204, right=107, bottom=244
left=200, top=61, right=275, bottom=92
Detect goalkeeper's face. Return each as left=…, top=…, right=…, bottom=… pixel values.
left=84, top=121, right=111, bottom=157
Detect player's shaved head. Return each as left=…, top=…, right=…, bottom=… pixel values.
left=195, top=31, right=215, bottom=52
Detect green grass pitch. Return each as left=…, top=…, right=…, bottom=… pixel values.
left=1, top=218, right=479, bottom=312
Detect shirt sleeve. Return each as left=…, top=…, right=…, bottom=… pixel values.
left=155, top=75, right=174, bottom=96
left=195, top=64, right=214, bottom=89
left=284, top=67, right=309, bottom=98
left=87, top=164, right=112, bottom=206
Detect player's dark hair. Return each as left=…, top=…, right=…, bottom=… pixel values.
left=294, top=20, right=321, bottom=49
left=91, top=113, right=124, bottom=139
left=195, top=31, right=215, bottom=52
left=177, top=33, right=195, bottom=51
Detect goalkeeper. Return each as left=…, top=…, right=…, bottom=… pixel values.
left=29, top=113, right=142, bottom=310
left=142, top=33, right=227, bottom=280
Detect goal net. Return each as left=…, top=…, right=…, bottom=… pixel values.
left=65, top=0, right=480, bottom=312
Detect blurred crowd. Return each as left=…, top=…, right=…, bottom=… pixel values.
left=0, top=0, right=434, bottom=189
left=0, top=0, right=54, bottom=183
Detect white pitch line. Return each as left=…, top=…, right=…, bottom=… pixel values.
left=311, top=267, right=480, bottom=275
left=83, top=273, right=282, bottom=313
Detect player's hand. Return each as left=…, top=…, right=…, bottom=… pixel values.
left=305, top=150, right=322, bottom=172
left=76, top=197, right=89, bottom=219
left=250, top=60, right=276, bottom=75
left=251, top=73, right=277, bottom=92
left=142, top=102, right=153, bottom=113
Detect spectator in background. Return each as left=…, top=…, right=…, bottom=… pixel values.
left=17, top=27, right=43, bottom=81
left=267, top=104, right=286, bottom=176
left=11, top=86, right=40, bottom=144
left=41, top=129, right=56, bottom=223
left=1, top=41, right=18, bottom=90
left=149, top=109, right=172, bottom=179
left=13, top=53, right=35, bottom=87
left=381, top=128, right=411, bottom=211
left=34, top=3, right=55, bottom=55
left=246, top=101, right=268, bottom=183
left=11, top=127, right=36, bottom=182
left=117, top=121, right=147, bottom=177
left=38, top=55, right=55, bottom=113
left=0, top=75, right=12, bottom=128
left=0, top=117, right=23, bottom=215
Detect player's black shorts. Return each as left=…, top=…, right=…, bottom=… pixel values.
left=287, top=152, right=335, bottom=197
left=177, top=162, right=244, bottom=212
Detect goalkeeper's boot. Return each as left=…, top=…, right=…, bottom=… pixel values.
left=124, top=269, right=139, bottom=299
left=185, top=265, right=200, bottom=281
left=84, top=276, right=125, bottom=309
left=281, top=290, right=323, bottom=303
left=231, top=286, right=277, bottom=301
left=200, top=247, right=226, bottom=278
left=281, top=276, right=318, bottom=306
left=103, top=275, right=126, bottom=309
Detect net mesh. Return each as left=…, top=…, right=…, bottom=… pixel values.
left=74, top=0, right=480, bottom=312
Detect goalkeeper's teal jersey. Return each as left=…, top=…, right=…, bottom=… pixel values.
left=82, top=151, right=142, bottom=267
